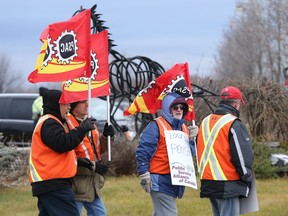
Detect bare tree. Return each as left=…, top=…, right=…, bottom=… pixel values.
left=266, top=0, right=288, bottom=82
left=0, top=54, right=25, bottom=93
left=215, top=0, right=288, bottom=84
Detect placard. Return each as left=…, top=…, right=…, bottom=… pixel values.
left=165, top=130, right=197, bottom=189
left=240, top=171, right=259, bottom=214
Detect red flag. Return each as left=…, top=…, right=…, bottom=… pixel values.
left=124, top=63, right=195, bottom=121
left=28, top=9, right=91, bottom=83
left=59, top=30, right=110, bottom=104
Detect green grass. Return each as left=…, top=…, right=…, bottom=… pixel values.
left=0, top=176, right=287, bottom=216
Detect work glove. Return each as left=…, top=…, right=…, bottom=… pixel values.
left=188, top=125, right=199, bottom=139
left=95, top=161, right=109, bottom=175
left=103, top=123, right=115, bottom=137
left=139, top=171, right=151, bottom=193
left=79, top=117, right=97, bottom=132
left=121, top=125, right=129, bottom=133
left=77, top=158, right=94, bottom=171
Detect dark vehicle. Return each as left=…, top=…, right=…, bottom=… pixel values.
left=90, top=98, right=129, bottom=132
left=0, top=94, right=134, bottom=145
left=0, top=93, right=38, bottom=144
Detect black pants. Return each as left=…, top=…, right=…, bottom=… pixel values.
left=37, top=187, right=80, bottom=216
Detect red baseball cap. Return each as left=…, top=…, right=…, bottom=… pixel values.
left=220, top=86, right=245, bottom=104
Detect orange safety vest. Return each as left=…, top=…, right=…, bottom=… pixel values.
left=29, top=114, right=77, bottom=183
left=197, top=113, right=240, bottom=181
left=149, top=116, right=189, bottom=174
left=66, top=115, right=101, bottom=160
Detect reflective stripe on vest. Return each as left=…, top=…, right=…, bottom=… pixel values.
left=155, top=117, right=189, bottom=134
left=32, top=96, right=43, bottom=119
left=149, top=117, right=189, bottom=174
left=67, top=115, right=100, bottom=160
left=199, top=114, right=237, bottom=180
left=29, top=115, right=51, bottom=182
left=66, top=117, right=90, bottom=159
left=29, top=114, right=77, bottom=183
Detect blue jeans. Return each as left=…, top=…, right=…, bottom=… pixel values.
left=37, top=188, right=80, bottom=216
left=76, top=197, right=106, bottom=216
left=210, top=197, right=240, bottom=216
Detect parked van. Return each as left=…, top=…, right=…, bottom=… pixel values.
left=0, top=93, right=38, bottom=144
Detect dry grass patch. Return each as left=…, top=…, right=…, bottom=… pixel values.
left=0, top=176, right=287, bottom=216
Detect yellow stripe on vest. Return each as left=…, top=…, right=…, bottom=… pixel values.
left=199, top=114, right=236, bottom=180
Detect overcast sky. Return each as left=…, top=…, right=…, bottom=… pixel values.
left=0, top=0, right=236, bottom=88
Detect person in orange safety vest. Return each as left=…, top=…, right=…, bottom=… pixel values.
left=67, top=100, right=115, bottom=216
left=136, top=92, right=198, bottom=216
left=29, top=89, right=97, bottom=216
left=197, top=86, right=254, bottom=216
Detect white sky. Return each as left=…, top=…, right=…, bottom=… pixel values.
left=0, top=0, right=236, bottom=89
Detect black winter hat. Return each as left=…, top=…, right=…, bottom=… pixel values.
left=70, top=101, right=80, bottom=113
left=42, top=89, right=62, bottom=114
left=39, top=87, right=49, bottom=96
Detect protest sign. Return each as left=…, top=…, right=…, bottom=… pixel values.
left=240, top=171, right=259, bottom=214
left=165, top=130, right=197, bottom=189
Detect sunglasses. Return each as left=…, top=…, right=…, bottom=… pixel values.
left=172, top=105, right=184, bottom=111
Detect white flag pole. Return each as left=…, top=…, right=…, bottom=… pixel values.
left=87, top=78, right=92, bottom=138
left=88, top=78, right=92, bottom=117
left=107, top=95, right=111, bottom=161
left=192, top=119, right=199, bottom=173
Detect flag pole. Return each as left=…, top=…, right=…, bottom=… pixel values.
left=88, top=78, right=92, bottom=139
left=88, top=78, right=92, bottom=117
left=192, top=119, right=199, bottom=173
left=107, top=95, right=111, bottom=161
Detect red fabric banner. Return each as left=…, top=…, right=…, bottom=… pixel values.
left=59, top=30, right=110, bottom=104
left=124, top=63, right=195, bottom=121
left=28, top=9, right=91, bottom=83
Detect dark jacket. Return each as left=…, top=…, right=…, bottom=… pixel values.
left=31, top=90, right=87, bottom=196
left=69, top=114, right=107, bottom=202
left=199, top=102, right=254, bottom=199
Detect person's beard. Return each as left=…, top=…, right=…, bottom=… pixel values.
left=173, top=113, right=183, bottom=120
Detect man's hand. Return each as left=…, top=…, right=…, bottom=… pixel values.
left=95, top=161, right=108, bottom=175
left=77, top=158, right=94, bottom=171
left=139, top=172, right=151, bottom=193
left=103, top=123, right=115, bottom=137
left=188, top=125, right=199, bottom=139
left=80, top=117, right=96, bottom=132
